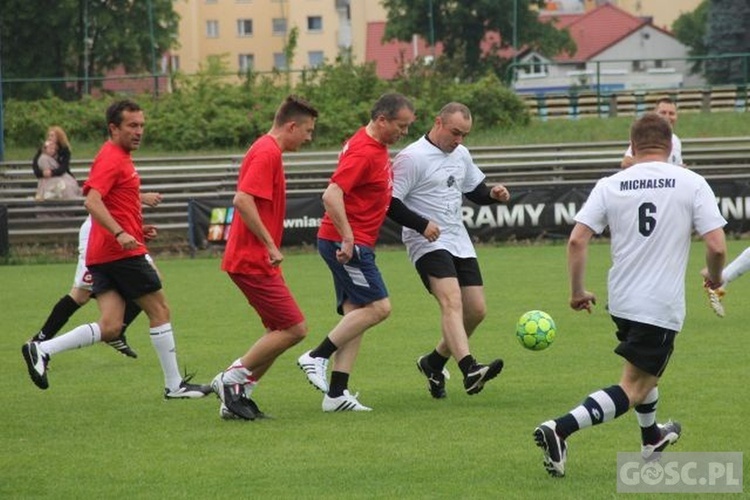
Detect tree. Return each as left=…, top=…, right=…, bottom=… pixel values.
left=672, top=0, right=709, bottom=75
left=704, top=0, right=750, bottom=85
left=0, top=0, right=179, bottom=100
left=381, top=0, right=575, bottom=80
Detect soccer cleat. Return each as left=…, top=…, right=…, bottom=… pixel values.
left=210, top=372, right=257, bottom=420
left=164, top=375, right=212, bottom=400
left=220, top=398, right=268, bottom=420
left=322, top=390, right=372, bottom=412
left=219, top=403, right=244, bottom=420
left=21, top=341, right=50, bottom=390
left=106, top=333, right=138, bottom=358
left=463, top=359, right=504, bottom=395
left=219, top=381, right=268, bottom=420
left=705, top=286, right=726, bottom=318
left=534, top=420, right=567, bottom=478
left=416, top=355, right=450, bottom=399
left=297, top=350, right=329, bottom=393
left=641, top=420, right=682, bottom=460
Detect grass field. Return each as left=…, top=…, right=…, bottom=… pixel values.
left=1, top=242, right=748, bottom=498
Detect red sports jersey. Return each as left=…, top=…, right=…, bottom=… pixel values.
left=318, top=127, right=392, bottom=247
left=83, top=141, right=146, bottom=265
left=222, top=135, right=285, bottom=275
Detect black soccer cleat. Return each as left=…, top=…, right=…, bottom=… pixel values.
left=641, top=420, right=682, bottom=460
left=416, top=355, right=448, bottom=399
left=164, top=373, right=212, bottom=400
left=211, top=372, right=258, bottom=420
left=534, top=420, right=567, bottom=477
left=463, top=359, right=504, bottom=395
left=106, top=333, right=138, bottom=359
left=22, top=341, right=50, bottom=390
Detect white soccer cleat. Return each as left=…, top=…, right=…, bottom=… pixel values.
left=322, top=390, right=372, bottom=412
left=297, top=351, right=329, bottom=392
left=705, top=286, right=725, bottom=318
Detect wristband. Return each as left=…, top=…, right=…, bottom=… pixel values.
left=114, top=230, right=125, bottom=238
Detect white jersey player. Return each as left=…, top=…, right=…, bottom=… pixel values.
left=534, top=112, right=726, bottom=478
left=388, top=102, right=510, bottom=399
left=622, top=97, right=683, bottom=168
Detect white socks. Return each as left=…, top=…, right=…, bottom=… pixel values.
left=149, top=323, right=182, bottom=390
left=39, top=323, right=101, bottom=356
left=222, top=358, right=254, bottom=386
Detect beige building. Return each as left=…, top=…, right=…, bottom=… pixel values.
left=171, top=0, right=357, bottom=75
left=581, top=0, right=703, bottom=30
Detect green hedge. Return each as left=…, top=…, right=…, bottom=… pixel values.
left=4, top=61, right=530, bottom=151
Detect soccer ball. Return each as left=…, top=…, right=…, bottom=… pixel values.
left=516, top=310, right=556, bottom=351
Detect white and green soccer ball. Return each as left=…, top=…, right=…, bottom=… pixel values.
left=516, top=310, right=556, bottom=351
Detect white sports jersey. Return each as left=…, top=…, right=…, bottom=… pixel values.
left=576, top=161, right=725, bottom=331
left=624, top=133, right=683, bottom=166
left=392, top=136, right=485, bottom=263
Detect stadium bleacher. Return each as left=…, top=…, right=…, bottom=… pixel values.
left=2, top=137, right=750, bottom=248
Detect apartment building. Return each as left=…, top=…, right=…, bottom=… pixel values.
left=171, top=0, right=386, bottom=75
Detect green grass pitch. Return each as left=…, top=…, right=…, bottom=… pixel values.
left=1, top=241, right=747, bottom=498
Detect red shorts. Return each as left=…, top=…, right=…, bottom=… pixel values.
left=228, top=272, right=305, bottom=331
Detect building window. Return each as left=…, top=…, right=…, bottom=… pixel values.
left=308, top=51, right=325, bottom=68
left=206, top=20, right=219, bottom=38
left=307, top=16, right=323, bottom=32
left=272, top=18, right=287, bottom=36
left=632, top=60, right=643, bottom=72
left=169, top=55, right=180, bottom=72
left=239, top=54, right=254, bottom=72
left=654, top=59, right=663, bottom=68
left=237, top=19, right=253, bottom=37
left=524, top=55, right=547, bottom=75
left=206, top=0, right=217, bottom=4
left=273, top=53, right=287, bottom=70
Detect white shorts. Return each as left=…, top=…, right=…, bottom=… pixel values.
left=72, top=216, right=154, bottom=291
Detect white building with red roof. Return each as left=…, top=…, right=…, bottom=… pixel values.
left=514, top=3, right=697, bottom=93
left=363, top=3, right=697, bottom=94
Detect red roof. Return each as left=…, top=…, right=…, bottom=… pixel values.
left=541, top=3, right=648, bottom=61
left=366, top=22, right=512, bottom=79
left=366, top=21, right=444, bottom=79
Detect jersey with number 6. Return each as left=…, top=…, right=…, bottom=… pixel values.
left=575, top=161, right=726, bottom=330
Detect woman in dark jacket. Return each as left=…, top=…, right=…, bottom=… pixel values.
left=32, top=126, right=73, bottom=179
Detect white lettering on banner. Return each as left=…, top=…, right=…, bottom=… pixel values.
left=462, top=204, right=545, bottom=228
left=717, top=197, right=750, bottom=221
left=283, top=216, right=322, bottom=228
left=554, top=202, right=578, bottom=225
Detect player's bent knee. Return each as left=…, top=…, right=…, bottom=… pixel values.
left=370, top=299, right=392, bottom=322
left=98, top=320, right=123, bottom=341
left=285, top=322, right=308, bottom=343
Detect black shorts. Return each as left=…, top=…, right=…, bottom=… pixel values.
left=89, top=255, right=162, bottom=301
left=415, top=250, right=483, bottom=293
left=612, top=316, right=677, bottom=377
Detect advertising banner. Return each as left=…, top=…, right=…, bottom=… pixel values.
left=0, top=206, right=8, bottom=257
left=187, top=180, right=750, bottom=252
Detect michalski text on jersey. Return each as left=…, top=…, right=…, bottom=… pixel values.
left=620, top=178, right=676, bottom=191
